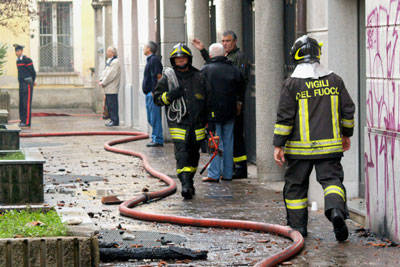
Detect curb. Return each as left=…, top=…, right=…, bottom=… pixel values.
left=349, top=207, right=366, bottom=226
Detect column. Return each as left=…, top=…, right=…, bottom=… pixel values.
left=215, top=0, right=242, bottom=48
left=160, top=0, right=185, bottom=67
left=104, top=3, right=113, bottom=49
left=92, top=1, right=105, bottom=113
left=186, top=0, right=210, bottom=69
left=255, top=0, right=284, bottom=181
left=160, top=0, right=186, bottom=140
left=327, top=0, right=359, bottom=198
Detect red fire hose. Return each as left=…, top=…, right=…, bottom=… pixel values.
left=20, top=131, right=304, bottom=266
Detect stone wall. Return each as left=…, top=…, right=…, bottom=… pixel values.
left=365, top=0, right=400, bottom=242
left=0, top=236, right=99, bottom=267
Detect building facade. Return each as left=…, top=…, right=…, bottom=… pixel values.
left=0, top=0, right=95, bottom=109
left=91, top=0, right=400, bottom=241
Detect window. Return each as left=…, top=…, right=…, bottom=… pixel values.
left=39, top=2, right=73, bottom=72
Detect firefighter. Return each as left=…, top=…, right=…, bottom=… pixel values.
left=192, top=31, right=250, bottom=179
left=14, top=44, right=36, bottom=127
left=273, top=35, right=355, bottom=241
left=153, top=43, right=207, bottom=200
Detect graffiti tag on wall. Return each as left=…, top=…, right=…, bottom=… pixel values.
left=365, top=0, right=400, bottom=240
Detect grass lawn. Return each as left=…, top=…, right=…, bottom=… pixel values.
left=0, top=152, right=25, bottom=160
left=0, top=209, right=68, bottom=238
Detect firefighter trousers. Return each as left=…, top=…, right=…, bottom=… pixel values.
left=233, top=111, right=247, bottom=167
left=19, top=80, right=33, bottom=126
left=283, top=157, right=348, bottom=229
left=173, top=129, right=201, bottom=177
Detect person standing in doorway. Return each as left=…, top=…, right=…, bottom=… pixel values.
left=14, top=44, right=36, bottom=128
left=192, top=30, right=250, bottom=179
left=143, top=41, right=164, bottom=147
left=99, top=46, right=121, bottom=127
left=201, top=43, right=245, bottom=182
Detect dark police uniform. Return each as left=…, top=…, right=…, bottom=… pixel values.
left=17, top=55, right=36, bottom=126
left=154, top=66, right=207, bottom=196
left=201, top=47, right=250, bottom=177
left=273, top=72, right=355, bottom=231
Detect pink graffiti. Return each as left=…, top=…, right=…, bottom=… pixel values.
left=365, top=0, right=400, bottom=239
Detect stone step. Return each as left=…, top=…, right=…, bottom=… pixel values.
left=348, top=198, right=366, bottom=226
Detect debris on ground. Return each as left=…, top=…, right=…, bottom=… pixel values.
left=99, top=246, right=208, bottom=262
left=101, top=195, right=123, bottom=205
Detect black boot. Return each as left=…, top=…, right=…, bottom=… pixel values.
left=178, top=173, right=194, bottom=200
left=290, top=225, right=307, bottom=237
left=330, top=208, right=349, bottom=242
left=232, top=162, right=248, bottom=179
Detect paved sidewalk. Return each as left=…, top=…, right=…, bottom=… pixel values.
left=16, top=109, right=400, bottom=266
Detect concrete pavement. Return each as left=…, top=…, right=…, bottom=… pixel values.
left=15, top=109, right=400, bottom=266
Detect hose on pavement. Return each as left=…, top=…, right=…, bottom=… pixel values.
left=20, top=130, right=304, bottom=267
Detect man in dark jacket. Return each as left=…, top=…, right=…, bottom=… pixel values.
left=153, top=43, right=207, bottom=200
left=192, top=30, right=249, bottom=179
left=201, top=43, right=245, bottom=182
left=143, top=41, right=164, bottom=147
left=273, top=35, right=355, bottom=241
left=14, top=44, right=36, bottom=127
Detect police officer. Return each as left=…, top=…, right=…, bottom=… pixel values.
left=273, top=35, right=355, bottom=241
left=14, top=44, right=36, bottom=127
left=192, top=31, right=249, bottom=179
left=153, top=43, right=207, bottom=200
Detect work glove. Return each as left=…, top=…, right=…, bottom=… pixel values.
left=168, top=87, right=184, bottom=101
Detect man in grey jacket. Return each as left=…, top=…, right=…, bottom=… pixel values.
left=99, top=46, right=121, bottom=127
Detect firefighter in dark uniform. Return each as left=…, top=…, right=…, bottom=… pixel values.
left=153, top=43, right=207, bottom=200
left=14, top=44, right=36, bottom=127
left=273, top=35, right=355, bottom=241
left=192, top=31, right=250, bottom=179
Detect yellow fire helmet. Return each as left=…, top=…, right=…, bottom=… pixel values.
left=169, top=43, right=193, bottom=67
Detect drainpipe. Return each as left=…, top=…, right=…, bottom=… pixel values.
left=296, top=0, right=307, bottom=37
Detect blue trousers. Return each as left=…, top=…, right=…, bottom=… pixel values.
left=208, top=119, right=234, bottom=180
left=146, top=92, right=163, bottom=144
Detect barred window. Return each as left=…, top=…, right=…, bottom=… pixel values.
left=39, top=2, right=73, bottom=72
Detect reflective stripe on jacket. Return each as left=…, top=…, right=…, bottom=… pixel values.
left=273, top=73, right=355, bottom=159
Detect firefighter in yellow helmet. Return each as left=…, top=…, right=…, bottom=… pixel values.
left=153, top=43, right=208, bottom=200
left=273, top=35, right=355, bottom=241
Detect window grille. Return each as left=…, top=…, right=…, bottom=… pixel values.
left=39, top=2, right=73, bottom=72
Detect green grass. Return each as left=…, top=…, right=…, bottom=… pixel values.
left=0, top=209, right=68, bottom=238
left=0, top=152, right=25, bottom=160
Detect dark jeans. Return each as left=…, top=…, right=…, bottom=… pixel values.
left=105, top=94, right=119, bottom=124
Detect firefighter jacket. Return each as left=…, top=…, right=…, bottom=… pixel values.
left=153, top=66, right=208, bottom=142
left=273, top=73, right=355, bottom=159
left=17, top=56, right=36, bottom=83
left=201, top=56, right=245, bottom=123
